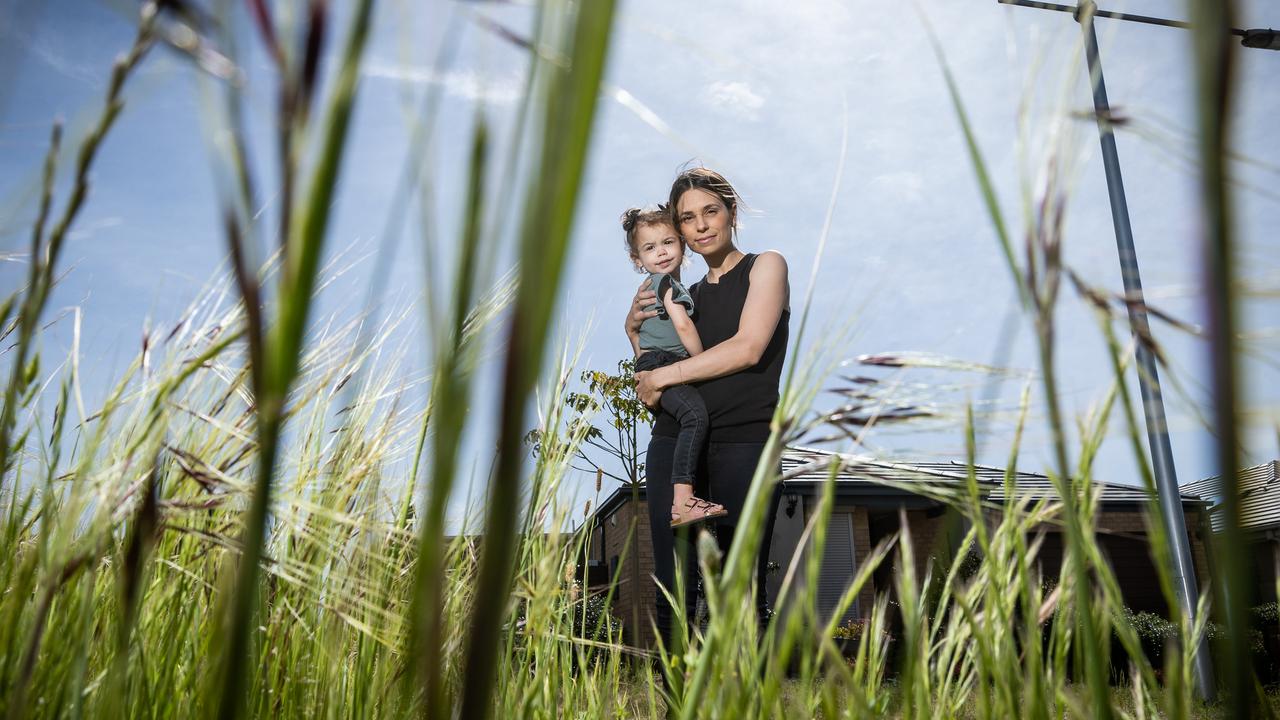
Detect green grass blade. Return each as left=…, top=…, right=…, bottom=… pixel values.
left=458, top=2, right=617, bottom=718
left=1189, top=0, right=1250, bottom=711
left=215, top=2, right=376, bottom=718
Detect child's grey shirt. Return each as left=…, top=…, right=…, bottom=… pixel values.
left=638, top=272, right=695, bottom=356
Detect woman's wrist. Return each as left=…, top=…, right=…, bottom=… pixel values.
left=657, top=363, right=678, bottom=390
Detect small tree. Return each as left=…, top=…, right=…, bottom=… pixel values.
left=526, top=358, right=651, bottom=643
left=526, top=357, right=650, bottom=485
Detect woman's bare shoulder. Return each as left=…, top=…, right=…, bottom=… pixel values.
left=747, top=251, right=789, bottom=312
left=750, top=250, right=788, bottom=276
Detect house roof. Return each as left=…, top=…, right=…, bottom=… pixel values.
left=782, top=447, right=1201, bottom=504
left=587, top=446, right=1200, bottom=524
left=1180, top=460, right=1280, bottom=532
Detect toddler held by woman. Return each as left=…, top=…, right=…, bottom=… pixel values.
left=621, top=206, right=726, bottom=528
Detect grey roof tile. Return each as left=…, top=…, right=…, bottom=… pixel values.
left=782, top=446, right=1200, bottom=504
left=1180, top=461, right=1280, bottom=531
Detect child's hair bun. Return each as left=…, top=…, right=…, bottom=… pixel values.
left=621, top=207, right=641, bottom=233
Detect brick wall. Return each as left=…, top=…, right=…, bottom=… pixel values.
left=851, top=507, right=875, bottom=615
left=903, top=509, right=943, bottom=584
left=601, top=498, right=657, bottom=647
left=1020, top=507, right=1213, bottom=614
left=1098, top=509, right=1212, bottom=610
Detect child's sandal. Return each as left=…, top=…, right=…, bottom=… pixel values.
left=670, top=497, right=728, bottom=529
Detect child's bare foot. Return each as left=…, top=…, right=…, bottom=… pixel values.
left=670, top=495, right=727, bottom=528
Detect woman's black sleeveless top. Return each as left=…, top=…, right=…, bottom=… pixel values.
left=652, top=253, right=789, bottom=443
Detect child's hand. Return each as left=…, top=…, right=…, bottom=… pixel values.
left=625, top=280, right=658, bottom=338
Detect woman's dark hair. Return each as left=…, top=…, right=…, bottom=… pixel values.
left=667, top=166, right=741, bottom=231
left=620, top=205, right=672, bottom=265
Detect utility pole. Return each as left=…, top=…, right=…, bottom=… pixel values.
left=996, top=0, right=1276, bottom=701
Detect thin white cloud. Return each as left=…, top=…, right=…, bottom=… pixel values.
left=870, top=171, right=925, bottom=203
left=67, top=216, right=123, bottom=241
left=26, top=37, right=101, bottom=87
left=361, top=61, right=522, bottom=105
left=705, top=80, right=765, bottom=121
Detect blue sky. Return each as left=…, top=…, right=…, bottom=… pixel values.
left=2, top=0, right=1278, bottom=517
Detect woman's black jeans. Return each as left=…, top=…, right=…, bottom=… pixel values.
left=645, top=434, right=782, bottom=648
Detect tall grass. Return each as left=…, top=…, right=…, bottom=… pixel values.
left=1188, top=1, right=1252, bottom=716
left=0, top=1, right=1269, bottom=718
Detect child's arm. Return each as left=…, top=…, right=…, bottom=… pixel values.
left=663, top=287, right=703, bottom=356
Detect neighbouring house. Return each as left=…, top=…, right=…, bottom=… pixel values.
left=1182, top=460, right=1280, bottom=604
left=582, top=446, right=1213, bottom=649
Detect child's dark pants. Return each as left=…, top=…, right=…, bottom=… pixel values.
left=635, top=349, right=706, bottom=486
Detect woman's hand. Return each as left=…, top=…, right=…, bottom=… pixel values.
left=625, top=280, right=657, bottom=338
left=635, top=368, right=665, bottom=409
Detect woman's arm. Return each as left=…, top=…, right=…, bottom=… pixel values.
left=663, top=289, right=703, bottom=356
left=636, top=252, right=788, bottom=405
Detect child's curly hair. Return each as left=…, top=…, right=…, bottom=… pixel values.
left=620, top=204, right=673, bottom=273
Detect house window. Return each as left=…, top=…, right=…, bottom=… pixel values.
left=816, top=511, right=859, bottom=625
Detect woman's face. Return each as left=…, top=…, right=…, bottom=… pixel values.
left=675, top=188, right=734, bottom=256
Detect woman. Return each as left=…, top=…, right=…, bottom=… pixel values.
left=625, top=166, right=790, bottom=646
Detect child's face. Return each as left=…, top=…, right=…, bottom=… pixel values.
left=632, top=223, right=684, bottom=275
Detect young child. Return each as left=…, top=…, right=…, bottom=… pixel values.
left=621, top=206, right=727, bottom=529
